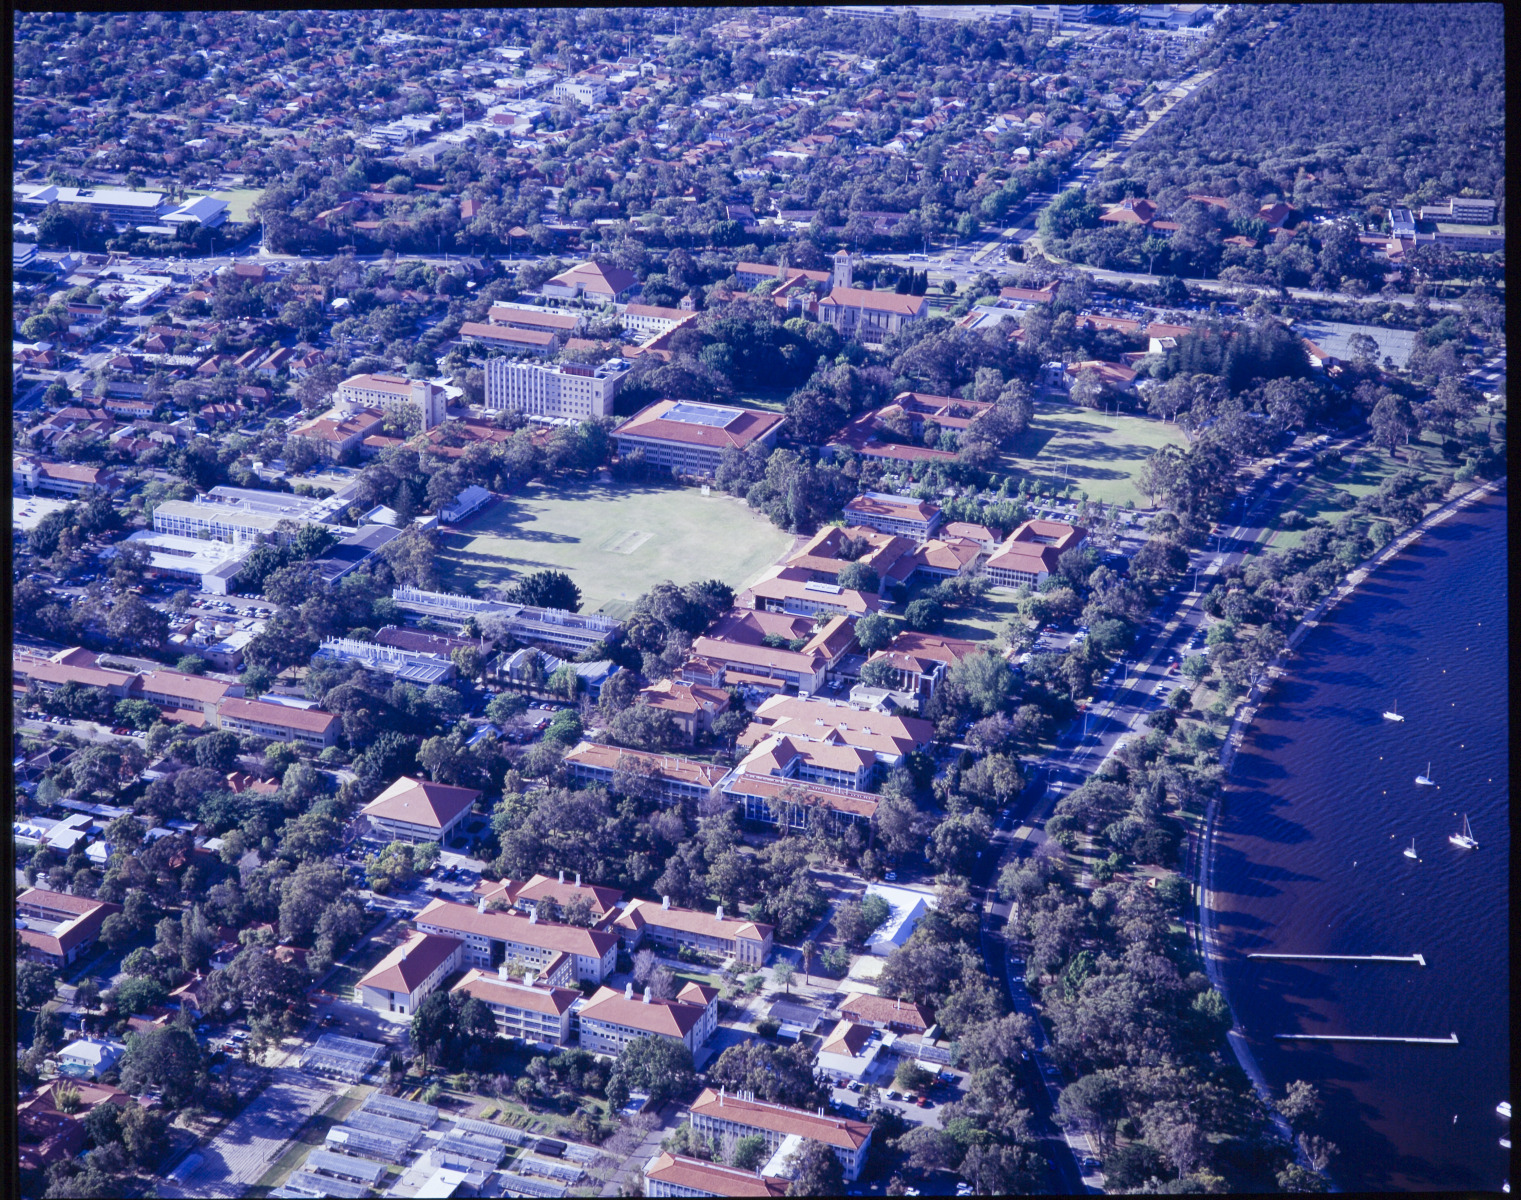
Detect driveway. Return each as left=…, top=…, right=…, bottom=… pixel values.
left=598, top=1100, right=684, bottom=1197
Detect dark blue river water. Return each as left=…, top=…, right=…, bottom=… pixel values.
left=1214, top=486, right=1509, bottom=1192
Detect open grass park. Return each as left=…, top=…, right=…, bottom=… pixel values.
left=187, top=186, right=265, bottom=223
left=998, top=396, right=1190, bottom=508
left=437, top=480, right=794, bottom=618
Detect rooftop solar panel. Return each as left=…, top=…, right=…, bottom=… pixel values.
left=665, top=402, right=741, bottom=428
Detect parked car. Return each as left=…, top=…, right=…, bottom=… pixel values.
left=1082, top=1157, right=1102, bottom=1171
left=884, top=871, right=897, bottom=881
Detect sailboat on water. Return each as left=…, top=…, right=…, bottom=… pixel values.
left=1383, top=699, right=1405, bottom=722
left=1415, top=761, right=1436, bottom=786
left=1450, top=815, right=1478, bottom=850
left=1403, top=838, right=1418, bottom=860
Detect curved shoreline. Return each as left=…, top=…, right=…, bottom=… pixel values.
left=1193, top=475, right=1506, bottom=1184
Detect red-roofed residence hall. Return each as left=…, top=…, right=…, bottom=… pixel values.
left=358, top=776, right=481, bottom=845
left=355, top=931, right=464, bottom=1017
left=983, top=519, right=1088, bottom=588
left=686, top=1088, right=874, bottom=1181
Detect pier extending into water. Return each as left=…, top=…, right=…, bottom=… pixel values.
left=1275, top=1033, right=1459, bottom=1045
left=1248, top=952, right=1426, bottom=967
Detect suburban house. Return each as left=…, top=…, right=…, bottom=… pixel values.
left=636, top=679, right=732, bottom=742
left=842, top=492, right=943, bottom=541
left=355, top=932, right=465, bottom=1017
left=358, top=776, right=481, bottom=845
left=55, top=1038, right=126, bottom=1081
left=541, top=260, right=640, bottom=304
left=616, top=897, right=774, bottom=967
left=685, top=1089, right=874, bottom=1182
left=983, top=519, right=1088, bottom=588
left=448, top=968, right=581, bottom=1046
left=561, top=741, right=728, bottom=805
left=15, top=889, right=122, bottom=966
left=612, top=400, right=785, bottom=478
left=414, top=898, right=620, bottom=984
left=643, top=1151, right=789, bottom=1198
left=577, top=980, right=719, bottom=1057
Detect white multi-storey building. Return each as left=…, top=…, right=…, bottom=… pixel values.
left=483, top=358, right=630, bottom=421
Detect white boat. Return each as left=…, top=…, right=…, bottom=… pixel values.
left=1383, top=700, right=1405, bottom=722
left=1403, top=838, right=1418, bottom=860
left=1449, top=815, right=1478, bottom=851
left=1415, top=761, right=1436, bottom=786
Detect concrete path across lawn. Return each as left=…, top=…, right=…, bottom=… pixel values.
left=158, top=1066, right=338, bottom=1198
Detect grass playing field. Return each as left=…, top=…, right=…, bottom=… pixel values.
left=187, top=187, right=264, bottom=223
left=437, top=480, right=795, bottom=617
left=997, top=395, right=1190, bottom=508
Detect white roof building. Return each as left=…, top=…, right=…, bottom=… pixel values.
left=861, top=883, right=935, bottom=956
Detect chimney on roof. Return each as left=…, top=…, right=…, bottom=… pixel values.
left=529, top=908, right=538, bottom=923
left=716, top=905, right=724, bottom=921
left=661, top=895, right=670, bottom=910
left=524, top=971, right=537, bottom=988
left=498, top=962, right=510, bottom=981
left=558, top=868, right=565, bottom=884
left=477, top=898, right=487, bottom=914
left=720, top=1086, right=725, bottom=1105
left=625, top=981, right=634, bottom=1000
left=575, top=872, right=581, bottom=888
left=643, top=986, right=652, bottom=1004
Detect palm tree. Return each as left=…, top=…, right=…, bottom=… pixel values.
left=800, top=940, right=815, bottom=985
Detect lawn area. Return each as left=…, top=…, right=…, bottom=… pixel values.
left=245, top=1083, right=370, bottom=1197
left=1267, top=433, right=1453, bottom=549
left=187, top=186, right=264, bottom=223
left=327, top=930, right=404, bottom=1001
left=998, top=396, right=1190, bottom=508
left=728, top=385, right=792, bottom=414
left=900, top=576, right=1022, bottom=645
left=437, top=480, right=794, bottom=617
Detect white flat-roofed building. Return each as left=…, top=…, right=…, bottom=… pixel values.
left=484, top=358, right=629, bottom=421
left=414, top=899, right=620, bottom=983
left=685, top=1088, right=873, bottom=1182
left=449, top=967, right=580, bottom=1045
left=15, top=183, right=165, bottom=224
left=577, top=980, right=718, bottom=1057
left=391, top=587, right=620, bottom=653
left=358, top=776, right=481, bottom=845
left=161, top=195, right=229, bottom=228
left=315, top=637, right=455, bottom=687
left=860, top=883, right=935, bottom=956
left=216, top=696, right=339, bottom=748
left=152, top=498, right=315, bottom=544
left=109, top=530, right=253, bottom=593
left=356, top=932, right=465, bottom=1017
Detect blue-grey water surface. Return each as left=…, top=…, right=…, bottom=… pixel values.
left=1214, top=485, right=1508, bottom=1192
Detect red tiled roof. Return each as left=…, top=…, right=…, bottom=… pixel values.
left=360, top=776, right=481, bottom=829
left=356, top=932, right=462, bottom=994
left=687, top=1088, right=872, bottom=1150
